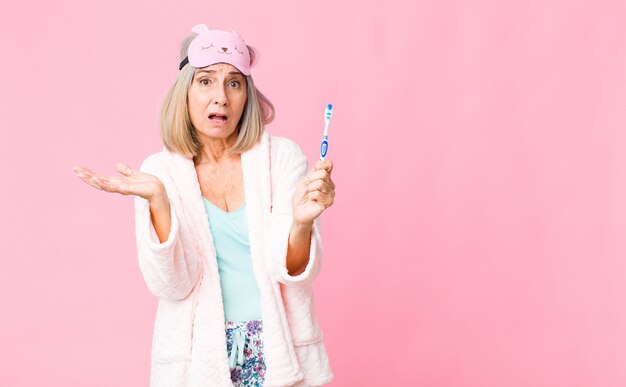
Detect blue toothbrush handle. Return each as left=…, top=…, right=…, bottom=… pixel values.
left=320, top=135, right=329, bottom=160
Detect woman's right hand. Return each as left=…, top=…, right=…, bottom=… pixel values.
left=72, top=163, right=166, bottom=202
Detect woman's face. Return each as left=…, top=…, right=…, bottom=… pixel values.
left=188, top=63, right=248, bottom=142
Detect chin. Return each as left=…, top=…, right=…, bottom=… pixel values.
left=202, top=126, right=238, bottom=139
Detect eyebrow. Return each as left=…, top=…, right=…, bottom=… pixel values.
left=195, top=69, right=243, bottom=76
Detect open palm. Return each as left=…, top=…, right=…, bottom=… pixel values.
left=73, top=163, right=164, bottom=201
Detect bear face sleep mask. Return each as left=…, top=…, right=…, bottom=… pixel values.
left=179, top=24, right=252, bottom=75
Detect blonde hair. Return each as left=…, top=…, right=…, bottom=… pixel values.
left=159, top=33, right=275, bottom=159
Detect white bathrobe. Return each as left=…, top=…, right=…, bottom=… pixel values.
left=134, top=131, right=333, bottom=386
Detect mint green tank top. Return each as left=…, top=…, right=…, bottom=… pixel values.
left=202, top=196, right=262, bottom=322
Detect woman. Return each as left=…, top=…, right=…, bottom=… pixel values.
left=73, top=24, right=335, bottom=386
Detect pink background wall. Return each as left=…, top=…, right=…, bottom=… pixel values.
left=1, top=0, right=626, bottom=385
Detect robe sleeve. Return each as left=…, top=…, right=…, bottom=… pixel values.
left=264, top=138, right=323, bottom=287
left=134, top=155, right=202, bottom=301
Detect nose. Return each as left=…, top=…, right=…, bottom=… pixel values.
left=221, top=47, right=228, bottom=52
left=212, top=83, right=228, bottom=106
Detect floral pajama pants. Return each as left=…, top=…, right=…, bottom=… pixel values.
left=225, top=320, right=266, bottom=386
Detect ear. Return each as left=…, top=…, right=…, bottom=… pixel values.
left=247, top=45, right=259, bottom=68
left=232, top=30, right=241, bottom=37
left=191, top=24, right=210, bottom=35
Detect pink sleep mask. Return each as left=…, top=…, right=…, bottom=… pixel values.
left=179, top=24, right=252, bottom=75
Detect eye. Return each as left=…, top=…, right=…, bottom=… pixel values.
left=200, top=79, right=210, bottom=86
left=229, top=80, right=241, bottom=88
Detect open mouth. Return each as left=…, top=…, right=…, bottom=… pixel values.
left=209, top=113, right=228, bottom=124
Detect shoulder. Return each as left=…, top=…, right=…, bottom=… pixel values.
left=269, top=135, right=307, bottom=164
left=267, top=135, right=310, bottom=184
left=138, top=150, right=170, bottom=176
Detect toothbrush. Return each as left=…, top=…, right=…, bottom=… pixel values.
left=320, top=104, right=333, bottom=161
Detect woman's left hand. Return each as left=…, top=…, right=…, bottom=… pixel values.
left=292, top=159, right=336, bottom=226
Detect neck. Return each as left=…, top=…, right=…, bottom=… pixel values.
left=195, top=132, right=238, bottom=165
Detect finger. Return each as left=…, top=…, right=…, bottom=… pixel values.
left=79, top=174, right=114, bottom=191
left=307, top=190, right=333, bottom=208
left=91, top=176, right=120, bottom=193
left=306, top=169, right=331, bottom=185
left=97, top=174, right=128, bottom=192
left=73, top=166, right=96, bottom=179
left=73, top=167, right=121, bottom=193
left=327, top=175, right=336, bottom=190
left=314, top=158, right=332, bottom=171
left=306, top=179, right=326, bottom=194
left=76, top=173, right=104, bottom=190
left=97, top=175, right=122, bottom=186
left=116, top=163, right=135, bottom=176
left=306, top=179, right=332, bottom=195
left=308, top=172, right=335, bottom=191
left=324, top=159, right=333, bottom=173
left=314, top=159, right=333, bottom=173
